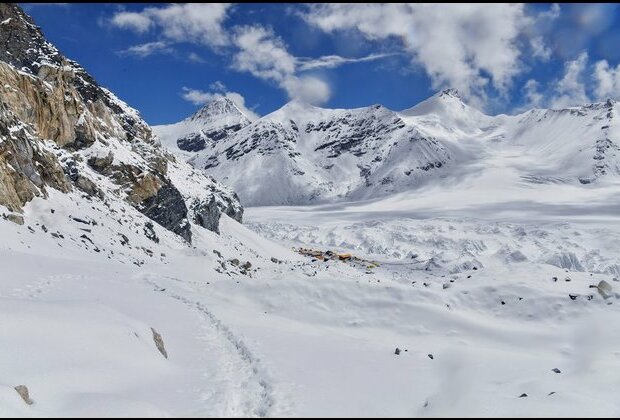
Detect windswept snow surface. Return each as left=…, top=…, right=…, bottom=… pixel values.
left=4, top=169, right=620, bottom=417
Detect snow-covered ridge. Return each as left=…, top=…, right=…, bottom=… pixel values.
left=155, top=97, right=252, bottom=156
left=156, top=86, right=620, bottom=206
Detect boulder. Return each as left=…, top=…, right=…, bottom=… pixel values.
left=151, top=327, right=168, bottom=359
left=14, top=385, right=33, bottom=405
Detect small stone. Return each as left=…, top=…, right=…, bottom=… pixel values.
left=519, top=393, right=528, bottom=398
left=552, top=368, right=561, bottom=373
left=552, top=277, right=558, bottom=282
left=442, top=283, right=450, bottom=290
left=565, top=277, right=571, bottom=282
left=151, top=328, right=168, bottom=359
left=14, top=385, right=33, bottom=405
left=5, top=213, right=24, bottom=225
left=597, top=280, right=613, bottom=299
left=501, top=301, right=506, bottom=305
left=547, top=391, right=556, bottom=396
left=428, top=354, right=434, bottom=360
left=229, top=258, right=240, bottom=266
left=569, top=294, right=578, bottom=300
left=395, top=347, right=401, bottom=355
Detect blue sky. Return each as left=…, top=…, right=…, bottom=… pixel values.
left=20, top=3, right=620, bottom=125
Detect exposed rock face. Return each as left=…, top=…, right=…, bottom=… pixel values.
left=0, top=4, right=243, bottom=242
left=177, top=133, right=206, bottom=152
left=191, top=196, right=222, bottom=233
left=141, top=183, right=191, bottom=242
left=0, top=100, right=70, bottom=212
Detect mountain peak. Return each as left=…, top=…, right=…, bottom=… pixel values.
left=189, top=96, right=246, bottom=122
left=439, top=88, right=461, bottom=99
left=0, top=3, right=63, bottom=74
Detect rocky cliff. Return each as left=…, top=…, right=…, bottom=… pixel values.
left=0, top=3, right=242, bottom=242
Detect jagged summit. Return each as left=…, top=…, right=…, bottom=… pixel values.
left=188, top=96, right=246, bottom=123
left=439, top=88, right=461, bottom=99
left=0, top=3, right=63, bottom=74
left=154, top=96, right=252, bottom=154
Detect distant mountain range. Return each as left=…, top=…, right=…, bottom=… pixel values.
left=155, top=88, right=620, bottom=206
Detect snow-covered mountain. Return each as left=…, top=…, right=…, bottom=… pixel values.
left=155, top=94, right=461, bottom=205
left=0, top=3, right=242, bottom=243
left=155, top=96, right=252, bottom=160
left=156, top=87, right=620, bottom=206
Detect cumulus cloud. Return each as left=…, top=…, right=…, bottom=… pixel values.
left=303, top=3, right=558, bottom=107
left=118, top=41, right=173, bottom=58
left=523, top=79, right=544, bottom=108
left=593, top=60, right=620, bottom=100
left=550, top=52, right=590, bottom=108
left=111, top=11, right=152, bottom=33
left=111, top=4, right=232, bottom=48
left=231, top=25, right=331, bottom=104
left=283, top=76, right=331, bottom=105
left=181, top=86, right=259, bottom=120
left=521, top=51, right=620, bottom=111
left=109, top=5, right=395, bottom=105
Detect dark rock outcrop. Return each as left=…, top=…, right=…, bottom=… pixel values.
left=140, top=183, right=191, bottom=243
left=178, top=133, right=207, bottom=152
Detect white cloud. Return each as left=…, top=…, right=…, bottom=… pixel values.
left=181, top=87, right=214, bottom=106
left=232, top=25, right=296, bottom=83
left=111, top=4, right=232, bottom=48
left=523, top=79, right=543, bottom=108
left=118, top=41, right=173, bottom=58
left=210, top=81, right=227, bottom=92
left=181, top=87, right=259, bottom=120
left=593, top=60, right=620, bottom=100
left=111, top=11, right=153, bottom=33
left=109, top=6, right=398, bottom=106
left=187, top=52, right=205, bottom=63
left=530, top=37, right=552, bottom=61
left=521, top=52, right=620, bottom=111
left=303, top=3, right=547, bottom=106
left=283, top=76, right=331, bottom=105
left=550, top=52, right=590, bottom=108
left=231, top=25, right=331, bottom=104
left=296, top=53, right=395, bottom=71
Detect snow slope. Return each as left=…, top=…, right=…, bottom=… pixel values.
left=4, top=181, right=620, bottom=417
